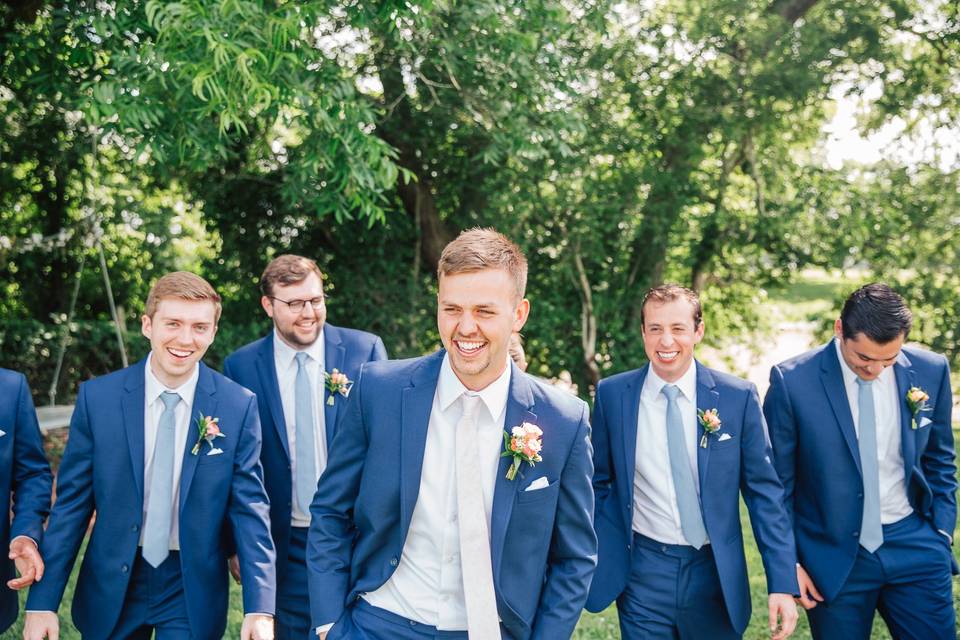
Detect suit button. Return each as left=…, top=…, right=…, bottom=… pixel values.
left=390, top=557, right=399, bottom=567
left=131, top=524, right=139, bottom=532
left=852, top=531, right=859, bottom=537
left=121, top=564, right=129, bottom=573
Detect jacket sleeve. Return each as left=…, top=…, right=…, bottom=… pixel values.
left=10, top=373, right=53, bottom=543
left=923, top=356, right=957, bottom=537
left=763, top=365, right=797, bottom=528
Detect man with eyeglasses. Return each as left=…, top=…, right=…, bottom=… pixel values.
left=225, top=254, right=387, bottom=639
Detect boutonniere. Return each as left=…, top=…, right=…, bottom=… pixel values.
left=191, top=412, right=225, bottom=455
left=323, top=369, right=352, bottom=406
left=697, top=408, right=722, bottom=448
left=906, top=386, right=931, bottom=429
left=502, top=422, right=543, bottom=480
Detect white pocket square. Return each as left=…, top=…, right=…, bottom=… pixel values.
left=918, top=417, right=933, bottom=429
left=717, top=432, right=732, bottom=442
left=206, top=447, right=224, bottom=456
left=524, top=477, right=550, bottom=492
left=0, top=429, right=6, bottom=437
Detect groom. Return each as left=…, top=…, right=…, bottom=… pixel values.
left=307, top=228, right=597, bottom=639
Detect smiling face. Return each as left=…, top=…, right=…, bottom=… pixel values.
left=141, top=297, right=218, bottom=388
left=261, top=271, right=326, bottom=349
left=641, top=297, right=704, bottom=383
left=834, top=318, right=904, bottom=381
left=437, top=268, right=530, bottom=391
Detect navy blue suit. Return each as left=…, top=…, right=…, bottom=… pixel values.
left=224, top=324, right=386, bottom=637
left=307, top=351, right=597, bottom=640
left=0, top=369, right=53, bottom=633
left=765, top=341, right=957, bottom=638
left=25, top=360, right=276, bottom=639
left=586, top=362, right=797, bottom=635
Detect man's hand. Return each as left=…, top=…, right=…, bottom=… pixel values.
left=768, top=593, right=798, bottom=640
left=240, top=614, right=274, bottom=640
left=8, top=537, right=43, bottom=590
left=317, top=632, right=328, bottom=640
left=23, top=611, right=59, bottom=640
left=795, top=563, right=824, bottom=610
left=228, top=554, right=241, bottom=584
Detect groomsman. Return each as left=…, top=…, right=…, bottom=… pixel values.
left=307, top=228, right=597, bottom=639
left=764, top=283, right=956, bottom=639
left=224, top=254, right=387, bottom=639
left=587, top=284, right=798, bottom=639
left=0, top=369, right=53, bottom=633
left=23, top=272, right=276, bottom=640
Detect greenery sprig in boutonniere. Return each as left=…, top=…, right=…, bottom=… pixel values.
left=323, top=369, right=352, bottom=406
left=906, top=386, right=931, bottom=429
left=697, top=408, right=722, bottom=448
left=502, top=422, right=543, bottom=480
left=191, top=412, right=225, bottom=455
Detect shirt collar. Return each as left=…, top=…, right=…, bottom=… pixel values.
left=437, top=352, right=512, bottom=421
left=643, top=359, right=698, bottom=403
left=144, top=351, right=200, bottom=409
left=273, top=327, right=325, bottom=370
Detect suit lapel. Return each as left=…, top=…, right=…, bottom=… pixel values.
left=893, top=351, right=917, bottom=480
left=695, top=362, right=720, bottom=489
left=399, top=352, right=444, bottom=540
left=323, top=326, right=347, bottom=449
left=122, top=360, right=148, bottom=509
left=179, top=363, right=218, bottom=510
left=620, top=367, right=646, bottom=514
left=491, top=363, right=535, bottom=580
left=821, top=341, right=862, bottom=475
left=257, top=334, right=290, bottom=460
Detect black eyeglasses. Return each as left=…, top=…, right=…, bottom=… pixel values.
left=269, top=296, right=325, bottom=313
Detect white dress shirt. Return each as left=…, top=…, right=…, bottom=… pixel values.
left=273, top=328, right=327, bottom=526
left=141, top=352, right=199, bottom=551
left=632, top=362, right=709, bottom=546
left=834, top=341, right=913, bottom=524
left=362, top=354, right=510, bottom=629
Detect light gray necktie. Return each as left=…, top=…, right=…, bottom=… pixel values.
left=143, top=391, right=180, bottom=567
left=455, top=393, right=501, bottom=639
left=295, top=352, right=317, bottom=515
left=856, top=377, right=883, bottom=552
left=662, top=384, right=707, bottom=549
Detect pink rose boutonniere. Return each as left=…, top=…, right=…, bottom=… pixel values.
left=906, top=386, right=931, bottom=429
left=697, top=408, right=722, bottom=448
left=502, top=422, right=543, bottom=480
left=191, top=412, right=225, bottom=455
left=324, top=369, right=352, bottom=406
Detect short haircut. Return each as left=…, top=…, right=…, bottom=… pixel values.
left=640, top=284, right=702, bottom=328
left=437, top=228, right=528, bottom=300
left=145, top=271, right=222, bottom=322
left=840, top=283, right=912, bottom=343
left=259, top=254, right=324, bottom=297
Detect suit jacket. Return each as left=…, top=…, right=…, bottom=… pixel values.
left=25, top=360, right=276, bottom=639
left=764, top=340, right=957, bottom=602
left=223, top=324, right=387, bottom=581
left=0, top=369, right=53, bottom=633
left=307, top=350, right=597, bottom=640
left=586, top=362, right=797, bottom=633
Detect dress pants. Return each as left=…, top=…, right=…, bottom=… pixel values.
left=277, top=526, right=311, bottom=639
left=808, top=512, right=955, bottom=640
left=327, top=600, right=473, bottom=640
left=109, top=551, right=192, bottom=640
left=617, top=532, right=740, bottom=640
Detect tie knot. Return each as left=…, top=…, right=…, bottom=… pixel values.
left=295, top=352, right=309, bottom=367
left=461, top=393, right=482, bottom=418
left=661, top=384, right=681, bottom=402
left=160, top=391, right=180, bottom=410
left=856, top=377, right=874, bottom=388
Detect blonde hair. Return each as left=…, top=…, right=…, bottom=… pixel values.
left=145, top=271, right=222, bottom=322
left=437, top=228, right=527, bottom=300
left=259, top=254, right=324, bottom=297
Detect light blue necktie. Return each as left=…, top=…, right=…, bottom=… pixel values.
left=143, top=391, right=180, bottom=567
left=662, top=384, right=707, bottom=549
left=856, top=377, right=884, bottom=552
left=295, top=352, right=317, bottom=515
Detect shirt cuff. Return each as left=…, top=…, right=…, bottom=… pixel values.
left=316, top=623, right=334, bottom=635
left=10, top=535, right=38, bottom=548
left=245, top=613, right=274, bottom=619
left=937, top=529, right=952, bottom=544
left=25, top=611, right=56, bottom=614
